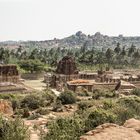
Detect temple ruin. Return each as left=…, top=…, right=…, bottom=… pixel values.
left=56, top=56, right=78, bottom=75
left=0, top=65, right=19, bottom=83
left=0, top=65, right=30, bottom=93
left=44, top=56, right=140, bottom=92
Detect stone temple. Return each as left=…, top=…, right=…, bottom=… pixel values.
left=44, top=56, right=140, bottom=92
left=0, top=65, right=19, bottom=83
left=56, top=56, right=78, bottom=75
left=0, top=65, right=29, bottom=93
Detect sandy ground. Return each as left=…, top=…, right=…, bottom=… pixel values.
left=22, top=78, right=46, bottom=91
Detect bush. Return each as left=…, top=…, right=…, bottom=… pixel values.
left=42, top=91, right=56, bottom=106
left=114, top=106, right=134, bottom=124
left=42, top=117, right=85, bottom=140
left=85, top=109, right=116, bottom=131
left=103, top=100, right=116, bottom=110
left=92, top=90, right=116, bottom=99
left=36, top=107, right=49, bottom=115
left=21, top=94, right=41, bottom=110
left=131, top=88, right=140, bottom=96
left=11, top=99, right=20, bottom=111
left=57, top=90, right=76, bottom=105
left=0, top=117, right=29, bottom=140
left=52, top=99, right=63, bottom=112
left=76, top=87, right=90, bottom=96
left=27, top=113, right=40, bottom=120
left=117, top=96, right=140, bottom=116
left=0, top=94, right=16, bottom=100
left=78, top=101, right=93, bottom=110
left=22, top=108, right=30, bottom=118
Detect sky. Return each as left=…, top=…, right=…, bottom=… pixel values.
left=0, top=0, right=140, bottom=41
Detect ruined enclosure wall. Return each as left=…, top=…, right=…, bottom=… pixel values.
left=0, top=65, right=19, bottom=83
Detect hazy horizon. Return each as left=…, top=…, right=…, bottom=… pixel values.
left=0, top=0, right=140, bottom=41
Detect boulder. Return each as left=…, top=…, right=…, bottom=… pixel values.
left=0, top=99, right=13, bottom=116
left=80, top=123, right=140, bottom=140
left=124, top=118, right=140, bottom=133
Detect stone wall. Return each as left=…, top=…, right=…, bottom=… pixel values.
left=0, top=65, right=19, bottom=83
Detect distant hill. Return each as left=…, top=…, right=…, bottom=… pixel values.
left=1, top=31, right=140, bottom=50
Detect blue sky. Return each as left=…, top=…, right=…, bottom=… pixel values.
left=0, top=0, right=140, bottom=41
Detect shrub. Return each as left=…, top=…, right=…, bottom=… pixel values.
left=36, top=107, right=49, bottom=115
left=85, top=109, right=116, bottom=131
left=27, top=113, right=40, bottom=120
left=78, top=101, right=93, bottom=110
left=103, top=100, right=116, bottom=110
left=52, top=99, right=63, bottom=112
left=42, top=91, right=56, bottom=106
left=14, top=109, right=24, bottom=116
left=21, top=94, right=41, bottom=110
left=11, top=99, right=20, bottom=111
left=114, top=106, right=134, bottom=124
left=92, top=92, right=100, bottom=99
left=117, top=96, right=140, bottom=116
left=57, top=90, right=76, bottom=105
left=92, top=90, right=116, bottom=99
left=76, top=87, right=90, bottom=96
left=42, top=117, right=85, bottom=140
left=22, top=108, right=30, bottom=118
left=131, top=88, right=140, bottom=96
left=0, top=117, right=29, bottom=140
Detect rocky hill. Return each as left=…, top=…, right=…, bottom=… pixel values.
left=1, top=31, right=140, bottom=50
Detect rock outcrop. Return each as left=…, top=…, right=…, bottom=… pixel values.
left=80, top=119, right=140, bottom=140
left=124, top=118, right=140, bottom=133
left=2, top=32, right=140, bottom=50
left=0, top=99, right=13, bottom=116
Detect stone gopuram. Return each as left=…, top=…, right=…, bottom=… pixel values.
left=0, top=65, right=19, bottom=83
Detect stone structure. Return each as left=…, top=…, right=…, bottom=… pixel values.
left=45, top=56, right=79, bottom=90
left=0, top=65, right=19, bottom=83
left=44, top=56, right=140, bottom=92
left=67, top=79, right=94, bottom=92
left=56, top=56, right=78, bottom=75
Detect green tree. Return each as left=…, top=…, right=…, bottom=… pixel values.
left=114, top=43, right=121, bottom=54
left=18, top=59, right=44, bottom=73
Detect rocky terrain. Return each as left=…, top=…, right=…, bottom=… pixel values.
left=80, top=119, right=140, bottom=140
left=1, top=31, right=140, bottom=50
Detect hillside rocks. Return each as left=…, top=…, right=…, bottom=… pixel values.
left=0, top=99, right=13, bottom=115
left=80, top=119, right=140, bottom=140
left=1, top=31, right=140, bottom=50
